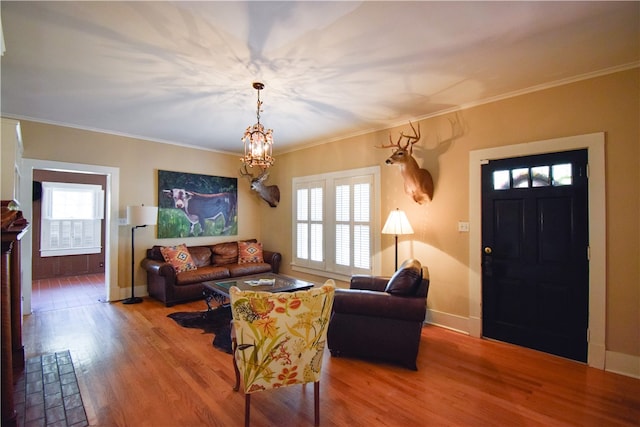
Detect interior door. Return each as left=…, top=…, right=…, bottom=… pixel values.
left=481, top=149, right=588, bottom=362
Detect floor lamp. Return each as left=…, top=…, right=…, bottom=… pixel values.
left=123, top=205, right=158, bottom=305
left=382, top=208, right=414, bottom=271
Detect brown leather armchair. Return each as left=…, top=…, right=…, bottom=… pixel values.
left=327, top=259, right=429, bottom=370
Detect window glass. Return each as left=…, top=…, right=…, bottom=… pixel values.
left=493, top=170, right=510, bottom=190
left=40, top=182, right=103, bottom=257
left=335, top=224, right=350, bottom=266
left=353, top=225, right=370, bottom=269
left=292, top=166, right=380, bottom=278
left=512, top=168, right=530, bottom=188
left=296, top=223, right=308, bottom=259
left=310, top=224, right=323, bottom=262
left=336, top=185, right=349, bottom=222
left=552, top=163, right=572, bottom=186
left=531, top=166, right=550, bottom=187
left=296, top=189, right=308, bottom=221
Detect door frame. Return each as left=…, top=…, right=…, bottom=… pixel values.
left=468, top=132, right=605, bottom=369
left=20, top=159, right=120, bottom=314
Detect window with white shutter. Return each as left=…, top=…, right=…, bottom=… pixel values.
left=292, top=166, right=381, bottom=280
left=40, top=182, right=104, bottom=257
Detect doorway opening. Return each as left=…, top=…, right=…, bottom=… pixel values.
left=20, top=159, right=120, bottom=315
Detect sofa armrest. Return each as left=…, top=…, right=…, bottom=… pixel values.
left=141, top=258, right=176, bottom=278
left=350, top=275, right=390, bottom=292
left=333, top=288, right=426, bottom=322
left=262, top=250, right=281, bottom=274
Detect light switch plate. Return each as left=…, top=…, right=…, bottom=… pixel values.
left=458, top=221, right=470, bottom=232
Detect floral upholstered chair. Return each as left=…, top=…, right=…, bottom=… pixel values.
left=229, top=281, right=335, bottom=427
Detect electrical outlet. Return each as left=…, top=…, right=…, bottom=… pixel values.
left=118, top=218, right=128, bottom=226
left=458, top=221, right=470, bottom=232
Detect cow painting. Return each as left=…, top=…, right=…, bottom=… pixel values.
left=157, top=170, right=238, bottom=238
left=162, top=189, right=237, bottom=236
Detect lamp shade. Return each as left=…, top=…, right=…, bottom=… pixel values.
left=382, top=209, right=414, bottom=235
left=127, top=205, right=158, bottom=226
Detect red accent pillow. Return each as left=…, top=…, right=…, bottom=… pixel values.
left=160, top=244, right=197, bottom=273
left=238, top=241, right=264, bottom=264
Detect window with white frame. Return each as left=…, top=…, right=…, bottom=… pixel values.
left=40, top=182, right=104, bottom=257
left=292, top=166, right=380, bottom=280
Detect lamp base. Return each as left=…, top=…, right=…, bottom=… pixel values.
left=122, top=296, right=143, bottom=305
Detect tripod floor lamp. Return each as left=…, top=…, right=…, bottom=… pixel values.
left=123, top=205, right=158, bottom=305
left=382, top=208, right=414, bottom=271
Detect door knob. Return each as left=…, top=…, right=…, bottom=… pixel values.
left=484, top=246, right=493, bottom=254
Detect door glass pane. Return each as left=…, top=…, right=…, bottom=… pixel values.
left=512, top=168, right=529, bottom=188
left=493, top=170, right=510, bottom=190
left=552, top=163, right=572, bottom=186
left=531, top=166, right=550, bottom=187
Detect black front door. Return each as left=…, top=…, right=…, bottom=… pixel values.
left=481, top=149, right=589, bottom=362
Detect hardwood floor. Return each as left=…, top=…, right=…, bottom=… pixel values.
left=31, top=274, right=106, bottom=313
left=20, top=296, right=640, bottom=426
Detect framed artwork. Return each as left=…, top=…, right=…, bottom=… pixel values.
left=158, top=170, right=237, bottom=238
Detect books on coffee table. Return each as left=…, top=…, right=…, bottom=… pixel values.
left=244, top=278, right=276, bottom=286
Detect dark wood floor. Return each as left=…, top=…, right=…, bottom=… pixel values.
left=20, top=289, right=640, bottom=426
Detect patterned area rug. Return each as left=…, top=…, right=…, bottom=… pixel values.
left=168, top=305, right=233, bottom=354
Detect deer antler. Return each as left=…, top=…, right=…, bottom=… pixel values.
left=376, top=121, right=421, bottom=151
left=239, top=164, right=255, bottom=180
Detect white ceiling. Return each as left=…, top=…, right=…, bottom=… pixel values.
left=1, top=1, right=638, bottom=155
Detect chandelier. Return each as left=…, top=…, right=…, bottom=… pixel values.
left=241, top=82, right=274, bottom=168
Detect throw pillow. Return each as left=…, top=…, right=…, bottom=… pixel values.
left=160, top=244, right=197, bottom=273
left=238, top=241, right=264, bottom=264
left=384, top=259, right=423, bottom=296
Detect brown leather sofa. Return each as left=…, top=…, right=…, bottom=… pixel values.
left=141, top=239, right=281, bottom=306
left=327, top=259, right=429, bottom=370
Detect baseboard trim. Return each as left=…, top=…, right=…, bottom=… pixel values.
left=425, top=308, right=470, bottom=335
left=605, top=350, right=640, bottom=379
left=425, top=309, right=639, bottom=379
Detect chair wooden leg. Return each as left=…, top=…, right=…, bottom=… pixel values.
left=232, top=337, right=240, bottom=392
left=314, top=381, right=320, bottom=426
left=245, top=393, right=251, bottom=427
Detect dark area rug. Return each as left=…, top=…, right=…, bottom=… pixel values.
left=168, top=305, right=233, bottom=354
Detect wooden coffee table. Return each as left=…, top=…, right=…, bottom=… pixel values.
left=202, top=272, right=316, bottom=308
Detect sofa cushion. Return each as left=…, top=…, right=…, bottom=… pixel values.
left=187, top=246, right=213, bottom=268
left=211, top=241, right=239, bottom=265
left=211, top=239, right=257, bottom=265
left=238, top=241, right=264, bottom=263
left=384, top=259, right=422, bottom=296
left=160, top=244, right=197, bottom=274
left=227, top=263, right=272, bottom=277
left=176, top=265, right=230, bottom=285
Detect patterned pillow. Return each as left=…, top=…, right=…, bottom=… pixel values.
left=160, top=244, right=197, bottom=273
left=238, top=241, right=264, bottom=264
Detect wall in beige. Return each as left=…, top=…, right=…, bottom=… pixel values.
left=267, top=68, right=639, bottom=364
left=8, top=67, right=638, bottom=372
left=17, top=123, right=266, bottom=300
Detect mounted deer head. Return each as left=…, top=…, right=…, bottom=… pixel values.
left=240, top=165, right=281, bottom=208
left=377, top=121, right=434, bottom=204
